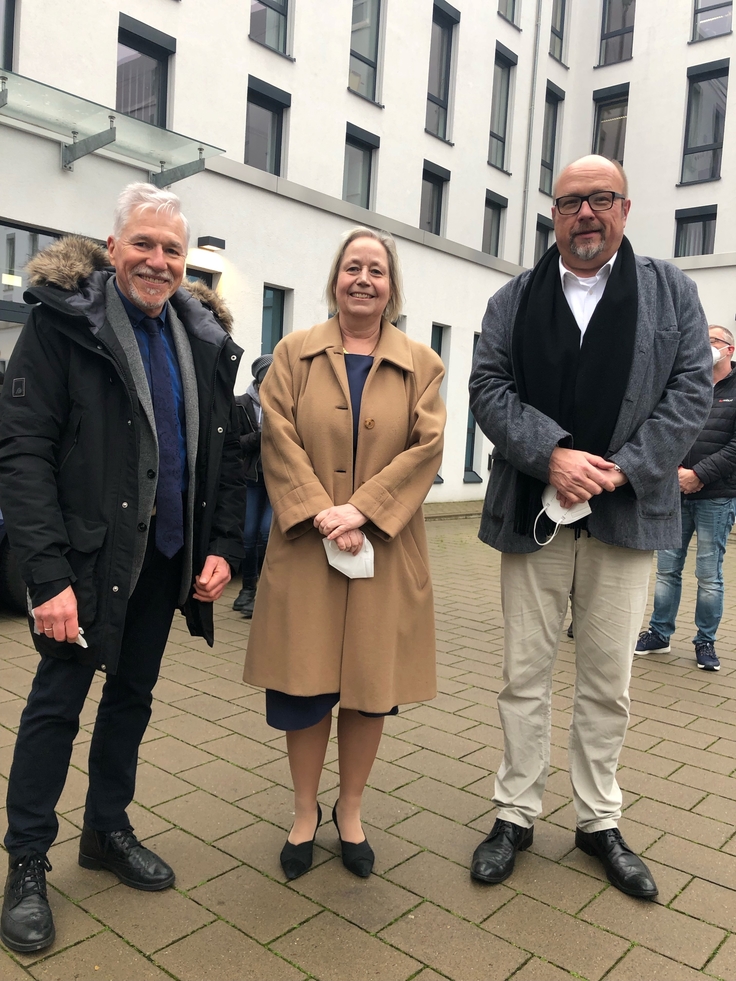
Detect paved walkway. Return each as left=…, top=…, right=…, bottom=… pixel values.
left=1, top=517, right=736, bottom=980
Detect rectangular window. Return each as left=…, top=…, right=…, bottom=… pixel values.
left=489, top=45, right=516, bottom=170
left=550, top=0, right=566, bottom=61
left=593, top=84, right=629, bottom=165
left=431, top=323, right=449, bottom=484
left=482, top=190, right=507, bottom=257
left=261, top=286, right=285, bottom=354
left=245, top=77, right=291, bottom=176
left=349, top=0, right=381, bottom=102
left=116, top=17, right=176, bottom=128
left=534, top=215, right=554, bottom=264
left=1, top=0, right=15, bottom=70
left=426, top=4, right=459, bottom=140
left=540, top=86, right=563, bottom=196
left=343, top=124, right=379, bottom=209
left=675, top=206, right=717, bottom=256
left=682, top=63, right=729, bottom=184
left=1, top=222, right=59, bottom=320
left=498, top=0, right=516, bottom=24
left=693, top=0, right=733, bottom=41
left=600, top=0, right=636, bottom=66
left=465, top=335, right=483, bottom=483
left=420, top=161, right=450, bottom=236
left=186, top=269, right=214, bottom=289
left=250, top=0, right=288, bottom=54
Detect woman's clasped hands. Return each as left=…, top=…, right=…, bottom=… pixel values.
left=314, top=503, right=367, bottom=554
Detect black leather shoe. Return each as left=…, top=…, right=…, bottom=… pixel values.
left=576, top=828, right=658, bottom=899
left=471, top=819, right=533, bottom=884
left=332, top=802, right=374, bottom=877
left=232, top=587, right=254, bottom=612
left=1, top=854, right=54, bottom=952
left=280, top=803, right=322, bottom=880
left=78, top=826, right=174, bottom=891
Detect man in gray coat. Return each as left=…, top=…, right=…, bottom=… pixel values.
left=468, top=155, right=711, bottom=899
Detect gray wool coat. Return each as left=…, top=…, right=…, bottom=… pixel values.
left=469, top=254, right=713, bottom=553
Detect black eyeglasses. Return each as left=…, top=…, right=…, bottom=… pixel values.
left=554, top=191, right=626, bottom=215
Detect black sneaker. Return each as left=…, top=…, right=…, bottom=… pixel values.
left=0, top=854, right=54, bottom=952
left=634, top=629, right=671, bottom=656
left=695, top=641, right=721, bottom=671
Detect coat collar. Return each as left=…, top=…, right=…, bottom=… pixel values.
left=299, top=317, right=415, bottom=372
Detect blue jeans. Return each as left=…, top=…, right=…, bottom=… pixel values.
left=649, top=497, right=736, bottom=646
left=242, top=479, right=272, bottom=585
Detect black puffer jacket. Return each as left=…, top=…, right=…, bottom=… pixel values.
left=682, top=364, right=736, bottom=500
left=0, top=237, right=245, bottom=673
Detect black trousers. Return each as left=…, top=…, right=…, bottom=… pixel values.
left=4, top=538, right=183, bottom=857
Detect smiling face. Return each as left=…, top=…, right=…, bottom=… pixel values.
left=107, top=206, right=187, bottom=315
left=334, top=237, right=391, bottom=326
left=552, top=156, right=631, bottom=275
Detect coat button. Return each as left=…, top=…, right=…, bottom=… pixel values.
left=138, top=522, right=147, bottom=531
left=122, top=502, right=128, bottom=508
left=364, top=418, right=375, bottom=429
left=217, top=426, right=224, bottom=433
left=202, top=501, right=207, bottom=507
left=100, top=664, right=106, bottom=671
left=230, top=354, right=237, bottom=361
left=112, top=586, right=119, bottom=593
left=147, top=469, right=156, bottom=479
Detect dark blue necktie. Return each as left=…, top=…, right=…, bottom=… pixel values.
left=140, top=317, right=184, bottom=558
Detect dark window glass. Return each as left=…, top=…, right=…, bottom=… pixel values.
left=600, top=0, right=636, bottom=65
left=465, top=335, right=482, bottom=481
left=261, top=286, right=285, bottom=354
left=682, top=70, right=728, bottom=183
left=250, top=0, right=287, bottom=54
left=245, top=94, right=283, bottom=175
left=693, top=0, right=733, bottom=40
left=675, top=214, right=716, bottom=256
left=540, top=92, right=560, bottom=195
left=186, top=269, right=214, bottom=289
left=426, top=10, right=453, bottom=139
left=550, top=0, right=566, bottom=60
left=534, top=222, right=551, bottom=264
left=420, top=172, right=444, bottom=235
left=343, top=139, right=372, bottom=209
left=431, top=324, right=445, bottom=357
left=498, top=0, right=516, bottom=23
left=593, top=96, right=628, bottom=164
left=482, top=199, right=503, bottom=257
left=1, top=0, right=15, bottom=70
left=489, top=56, right=512, bottom=170
left=116, top=31, right=168, bottom=127
left=349, top=0, right=381, bottom=101
left=1, top=222, right=59, bottom=306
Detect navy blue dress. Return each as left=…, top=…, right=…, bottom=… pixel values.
left=266, top=353, right=398, bottom=731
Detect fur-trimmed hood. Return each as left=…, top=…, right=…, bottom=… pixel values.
left=26, top=235, right=233, bottom=333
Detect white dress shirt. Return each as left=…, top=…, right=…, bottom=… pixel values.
left=559, top=251, right=618, bottom=343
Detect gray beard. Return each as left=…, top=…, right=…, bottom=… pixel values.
left=128, top=281, right=172, bottom=312
left=568, top=230, right=606, bottom=261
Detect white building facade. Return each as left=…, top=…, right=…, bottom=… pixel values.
left=0, top=0, right=734, bottom=501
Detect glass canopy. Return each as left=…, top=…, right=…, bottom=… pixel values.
left=0, top=70, right=223, bottom=171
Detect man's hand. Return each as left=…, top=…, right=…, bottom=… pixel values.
left=33, top=586, right=79, bottom=643
left=678, top=467, right=704, bottom=494
left=193, top=555, right=232, bottom=602
left=314, top=504, right=367, bottom=540
left=549, top=447, right=617, bottom=506
left=333, top=529, right=365, bottom=555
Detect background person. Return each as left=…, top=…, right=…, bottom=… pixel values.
left=468, top=155, right=711, bottom=900
left=233, top=354, right=274, bottom=618
left=636, top=325, right=736, bottom=671
left=244, top=227, right=445, bottom=881
left=0, top=184, right=244, bottom=953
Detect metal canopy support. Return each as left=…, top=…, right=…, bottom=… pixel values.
left=150, top=148, right=205, bottom=187
left=62, top=116, right=117, bottom=171
left=0, top=77, right=8, bottom=110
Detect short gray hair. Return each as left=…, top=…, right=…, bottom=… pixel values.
left=325, top=227, right=404, bottom=323
left=112, top=183, right=190, bottom=246
left=710, top=324, right=735, bottom=347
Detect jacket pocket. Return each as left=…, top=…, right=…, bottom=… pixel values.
left=399, top=525, right=429, bottom=590
left=64, top=516, right=107, bottom=627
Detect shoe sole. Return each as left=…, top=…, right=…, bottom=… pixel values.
left=575, top=836, right=658, bottom=899
left=470, top=831, right=534, bottom=884
left=634, top=645, right=670, bottom=656
left=78, top=854, right=175, bottom=891
left=0, top=924, right=55, bottom=952
left=697, top=662, right=721, bottom=671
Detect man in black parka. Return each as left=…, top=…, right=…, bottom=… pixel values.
left=0, top=184, right=245, bottom=952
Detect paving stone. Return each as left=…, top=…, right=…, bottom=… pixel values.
left=137, top=734, right=216, bottom=773
left=648, top=739, right=736, bottom=774
left=528, top=819, right=577, bottom=861
left=402, top=704, right=479, bottom=734
left=28, top=931, right=170, bottom=981
left=704, top=934, right=736, bottom=980
left=167, top=692, right=243, bottom=720
left=346, top=785, right=420, bottom=830
left=397, top=748, right=487, bottom=788
left=581, top=886, right=724, bottom=968
left=695, top=794, right=736, bottom=826
left=392, top=810, right=485, bottom=865
left=615, top=767, right=705, bottom=808
left=154, top=789, right=254, bottom=840
left=393, top=776, right=490, bottom=823
left=671, top=877, right=736, bottom=931
left=133, top=762, right=194, bottom=807
left=183, top=758, right=273, bottom=801
left=624, top=796, right=734, bottom=847
left=510, top=958, right=577, bottom=981
left=360, top=824, right=423, bottom=874
left=55, top=765, right=87, bottom=814
left=502, top=850, right=604, bottom=913
left=155, top=920, right=305, bottom=981
left=239, top=784, right=304, bottom=830
left=219, top=709, right=284, bottom=742
left=483, top=894, right=629, bottom=981
left=46, top=836, right=119, bottom=901
left=272, top=910, right=420, bottom=981
left=215, top=819, right=334, bottom=881
left=646, top=833, right=736, bottom=890
left=364, top=758, right=418, bottom=792
left=143, top=827, right=241, bottom=889
left=380, top=901, right=526, bottom=981
left=395, top=725, right=483, bottom=759
left=0, top=947, right=33, bottom=980
left=375, top=734, right=420, bottom=762
left=198, top=731, right=283, bottom=768
left=605, top=946, right=707, bottom=980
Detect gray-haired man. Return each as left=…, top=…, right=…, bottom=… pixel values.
left=0, top=184, right=245, bottom=951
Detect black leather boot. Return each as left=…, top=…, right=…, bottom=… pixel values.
left=1, top=854, right=54, bottom=952
left=78, top=825, right=174, bottom=891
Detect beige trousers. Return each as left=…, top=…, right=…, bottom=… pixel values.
left=495, top=529, right=653, bottom=833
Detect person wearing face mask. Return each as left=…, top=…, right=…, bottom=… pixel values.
left=636, top=326, right=736, bottom=671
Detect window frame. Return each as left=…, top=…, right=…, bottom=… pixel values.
left=482, top=190, right=508, bottom=257
left=261, top=285, right=286, bottom=355
left=489, top=44, right=517, bottom=172
left=540, top=84, right=564, bottom=196
left=550, top=0, right=566, bottom=61
left=343, top=123, right=380, bottom=210
left=599, top=0, right=636, bottom=66
left=245, top=76, right=291, bottom=177
left=681, top=61, right=729, bottom=185
left=425, top=6, right=455, bottom=141
left=464, top=334, right=483, bottom=483
left=675, top=205, right=717, bottom=256
left=117, top=16, right=176, bottom=129
left=0, top=218, right=63, bottom=324
left=420, top=160, right=450, bottom=237
left=592, top=82, right=629, bottom=165
left=1, top=0, right=15, bottom=71
left=534, top=214, right=555, bottom=265
left=349, top=0, right=382, bottom=103
left=249, top=0, right=289, bottom=56
left=692, top=0, right=733, bottom=41
left=498, top=0, right=516, bottom=26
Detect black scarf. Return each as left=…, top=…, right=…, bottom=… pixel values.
left=511, top=235, right=638, bottom=537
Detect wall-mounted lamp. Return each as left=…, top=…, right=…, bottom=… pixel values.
left=197, top=236, right=226, bottom=251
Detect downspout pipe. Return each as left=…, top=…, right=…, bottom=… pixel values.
left=518, top=0, right=544, bottom=268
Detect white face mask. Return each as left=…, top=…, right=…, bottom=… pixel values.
left=712, top=344, right=730, bottom=367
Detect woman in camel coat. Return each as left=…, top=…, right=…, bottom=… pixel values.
left=244, top=227, right=445, bottom=880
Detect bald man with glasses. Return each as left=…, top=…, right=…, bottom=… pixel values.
left=468, top=155, right=712, bottom=899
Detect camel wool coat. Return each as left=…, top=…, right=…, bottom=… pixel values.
left=243, top=317, right=446, bottom=713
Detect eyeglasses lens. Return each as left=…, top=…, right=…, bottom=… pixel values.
left=557, top=192, right=616, bottom=215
